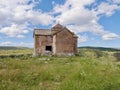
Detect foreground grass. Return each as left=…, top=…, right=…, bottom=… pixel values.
left=0, top=55, right=120, bottom=90
left=0, top=49, right=32, bottom=56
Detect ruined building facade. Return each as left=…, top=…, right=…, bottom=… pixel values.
left=33, top=24, right=78, bottom=56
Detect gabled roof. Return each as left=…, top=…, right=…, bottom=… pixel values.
left=54, top=23, right=63, bottom=27
left=34, top=29, right=51, bottom=35
left=51, top=23, right=63, bottom=30
left=34, top=24, right=78, bottom=38
left=64, top=27, right=78, bottom=38
left=51, top=27, right=78, bottom=38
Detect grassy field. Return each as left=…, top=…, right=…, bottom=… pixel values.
left=0, top=48, right=120, bottom=90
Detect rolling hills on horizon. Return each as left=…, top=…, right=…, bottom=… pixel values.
left=0, top=46, right=120, bottom=51
left=0, top=46, right=30, bottom=50
left=78, top=46, right=120, bottom=51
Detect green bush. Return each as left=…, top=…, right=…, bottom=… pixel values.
left=113, top=52, right=120, bottom=61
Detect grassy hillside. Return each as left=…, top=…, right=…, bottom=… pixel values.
left=0, top=46, right=30, bottom=50
left=79, top=46, right=120, bottom=51
left=0, top=48, right=120, bottom=90
left=0, top=46, right=33, bottom=57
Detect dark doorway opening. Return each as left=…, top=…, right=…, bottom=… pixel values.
left=45, top=46, right=52, bottom=51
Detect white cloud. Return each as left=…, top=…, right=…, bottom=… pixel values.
left=0, top=0, right=54, bottom=38
left=67, top=23, right=105, bottom=35
left=16, top=35, right=25, bottom=38
left=96, top=2, right=120, bottom=16
left=110, top=0, right=120, bottom=4
left=53, top=0, right=95, bottom=13
left=54, top=0, right=96, bottom=24
left=53, top=0, right=120, bottom=42
left=0, top=0, right=120, bottom=43
left=0, top=23, right=28, bottom=37
left=57, top=7, right=97, bottom=25
left=26, top=11, right=54, bottom=25
left=102, top=33, right=120, bottom=40
left=115, top=0, right=120, bottom=3
left=78, top=34, right=88, bottom=43
left=0, top=41, right=13, bottom=46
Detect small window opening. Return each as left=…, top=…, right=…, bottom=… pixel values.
left=45, top=46, right=52, bottom=51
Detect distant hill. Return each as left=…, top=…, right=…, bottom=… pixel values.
left=0, top=46, right=120, bottom=51
left=78, top=46, right=120, bottom=51
left=0, top=46, right=30, bottom=50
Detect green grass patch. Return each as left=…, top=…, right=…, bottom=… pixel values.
left=0, top=49, right=120, bottom=90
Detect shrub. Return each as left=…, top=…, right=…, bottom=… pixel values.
left=113, top=52, right=120, bottom=61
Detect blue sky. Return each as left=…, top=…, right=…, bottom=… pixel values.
left=0, top=0, right=120, bottom=48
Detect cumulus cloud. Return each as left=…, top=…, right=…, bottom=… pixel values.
left=0, top=0, right=54, bottom=38
left=114, top=0, right=120, bottom=3
left=107, top=0, right=120, bottom=4
left=26, top=11, right=54, bottom=25
left=53, top=0, right=120, bottom=42
left=78, top=34, right=88, bottom=43
left=0, top=41, right=12, bottom=46
left=0, top=23, right=28, bottom=37
left=0, top=0, right=120, bottom=44
left=53, top=0, right=96, bottom=24
left=95, top=2, right=120, bottom=16
left=102, top=33, right=120, bottom=40
left=16, top=35, right=25, bottom=38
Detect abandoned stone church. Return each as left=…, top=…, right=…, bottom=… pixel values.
left=33, top=24, right=78, bottom=56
